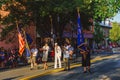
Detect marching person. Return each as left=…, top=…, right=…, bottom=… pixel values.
left=42, top=43, right=49, bottom=70
left=78, top=42, right=91, bottom=73
left=30, top=45, right=39, bottom=70
left=63, top=43, right=70, bottom=71
left=54, top=43, right=62, bottom=69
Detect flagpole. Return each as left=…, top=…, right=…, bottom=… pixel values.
left=16, top=20, right=20, bottom=55
left=77, top=7, right=80, bottom=17
left=49, top=15, right=54, bottom=47
left=16, top=19, right=19, bottom=32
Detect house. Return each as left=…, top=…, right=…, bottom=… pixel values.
left=99, top=20, right=112, bottom=48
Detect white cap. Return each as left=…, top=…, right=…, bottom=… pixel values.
left=55, top=43, right=57, bottom=45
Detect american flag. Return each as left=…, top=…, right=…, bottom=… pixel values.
left=17, top=24, right=25, bottom=55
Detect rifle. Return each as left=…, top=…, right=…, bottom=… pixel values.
left=77, top=43, right=89, bottom=60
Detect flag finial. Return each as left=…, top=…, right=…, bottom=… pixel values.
left=77, top=7, right=80, bottom=13
left=49, top=15, right=52, bottom=22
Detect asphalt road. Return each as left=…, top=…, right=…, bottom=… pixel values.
left=32, top=54, right=120, bottom=80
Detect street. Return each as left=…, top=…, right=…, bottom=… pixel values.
left=0, top=53, right=119, bottom=80
left=32, top=54, right=120, bottom=80
left=1, top=1, right=120, bottom=80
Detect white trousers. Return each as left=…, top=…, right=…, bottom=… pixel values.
left=54, top=55, right=61, bottom=68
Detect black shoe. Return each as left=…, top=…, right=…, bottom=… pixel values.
left=37, top=67, right=40, bottom=69
left=68, top=68, right=70, bottom=71
left=83, top=71, right=87, bottom=73
left=88, top=70, right=92, bottom=73
left=30, top=68, right=33, bottom=70
left=64, top=69, right=67, bottom=71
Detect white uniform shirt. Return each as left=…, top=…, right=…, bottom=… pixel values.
left=55, top=46, right=61, bottom=57
left=31, top=48, right=38, bottom=57
left=63, top=45, right=70, bottom=58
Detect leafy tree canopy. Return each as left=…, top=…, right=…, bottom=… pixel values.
left=0, top=0, right=120, bottom=38
left=110, top=22, right=120, bottom=42
left=93, top=23, right=104, bottom=44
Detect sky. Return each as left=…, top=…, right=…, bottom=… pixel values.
left=110, top=13, right=120, bottom=23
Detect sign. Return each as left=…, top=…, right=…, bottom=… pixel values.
left=112, top=47, right=120, bottom=53
left=84, top=33, right=93, bottom=38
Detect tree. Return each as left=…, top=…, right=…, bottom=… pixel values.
left=93, top=23, right=104, bottom=46
left=0, top=0, right=120, bottom=39
left=109, top=22, right=120, bottom=42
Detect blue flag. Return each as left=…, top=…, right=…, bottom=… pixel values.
left=77, top=13, right=84, bottom=46
left=26, top=33, right=33, bottom=45
left=26, top=48, right=30, bottom=57
left=23, top=32, right=31, bottom=57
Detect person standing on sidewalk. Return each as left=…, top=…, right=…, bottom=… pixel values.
left=30, top=45, right=39, bottom=70
left=50, top=47, right=55, bottom=62
left=0, top=47, right=5, bottom=68
left=54, top=43, right=62, bottom=69
left=78, top=42, right=91, bottom=73
left=42, top=43, right=49, bottom=70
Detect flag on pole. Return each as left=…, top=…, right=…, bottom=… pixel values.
left=26, top=33, right=33, bottom=45
left=17, top=24, right=25, bottom=55
left=77, top=9, right=84, bottom=46
left=25, top=47, right=30, bottom=57
left=23, top=30, right=31, bottom=57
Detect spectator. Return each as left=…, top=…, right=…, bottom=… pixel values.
left=50, top=48, right=55, bottom=62
left=0, top=47, right=5, bottom=68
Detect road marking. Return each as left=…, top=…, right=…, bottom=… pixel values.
left=20, top=55, right=118, bottom=80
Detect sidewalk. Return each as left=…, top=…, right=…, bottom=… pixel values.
left=0, top=52, right=114, bottom=80
left=0, top=59, right=80, bottom=80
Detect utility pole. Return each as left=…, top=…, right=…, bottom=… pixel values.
left=49, top=15, right=54, bottom=47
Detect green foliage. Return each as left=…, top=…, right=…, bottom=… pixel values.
left=0, top=0, right=120, bottom=38
left=93, top=23, right=104, bottom=44
left=93, top=0, right=120, bottom=21
left=1, top=24, right=15, bottom=38
left=0, top=0, right=9, bottom=7
left=109, top=22, right=120, bottom=42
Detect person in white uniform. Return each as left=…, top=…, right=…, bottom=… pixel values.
left=54, top=43, right=62, bottom=68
